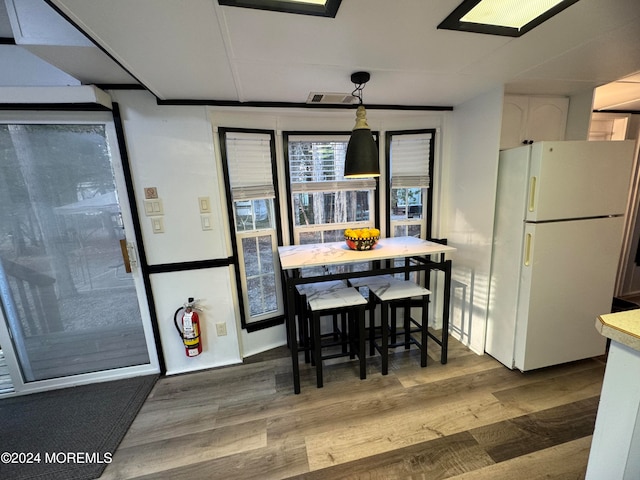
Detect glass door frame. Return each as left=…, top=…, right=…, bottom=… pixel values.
left=0, top=110, right=160, bottom=397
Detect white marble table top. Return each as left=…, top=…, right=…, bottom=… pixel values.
left=596, top=310, right=640, bottom=352
left=277, top=236, right=456, bottom=270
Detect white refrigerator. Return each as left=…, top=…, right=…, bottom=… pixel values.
left=486, top=140, right=635, bottom=371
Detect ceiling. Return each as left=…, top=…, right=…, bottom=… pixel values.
left=2, top=0, right=640, bottom=111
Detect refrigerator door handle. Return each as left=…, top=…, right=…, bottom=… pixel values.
left=528, top=176, right=537, bottom=212
left=524, top=233, right=532, bottom=266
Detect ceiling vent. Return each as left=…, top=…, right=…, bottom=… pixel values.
left=306, top=92, right=357, bottom=104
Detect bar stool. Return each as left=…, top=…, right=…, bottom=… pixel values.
left=347, top=275, right=395, bottom=355
left=295, top=280, right=349, bottom=363
left=368, top=279, right=431, bottom=375
left=307, top=287, right=368, bottom=388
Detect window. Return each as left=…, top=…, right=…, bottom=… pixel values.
left=219, top=129, right=283, bottom=329
left=219, top=126, right=436, bottom=330
left=285, top=134, right=377, bottom=246
left=386, top=130, right=435, bottom=240
left=385, top=130, right=436, bottom=283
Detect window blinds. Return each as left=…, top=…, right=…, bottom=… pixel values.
left=225, top=131, right=275, bottom=200
left=390, top=133, right=432, bottom=188
left=288, top=135, right=376, bottom=193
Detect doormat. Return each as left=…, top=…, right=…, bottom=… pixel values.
left=0, top=374, right=157, bottom=480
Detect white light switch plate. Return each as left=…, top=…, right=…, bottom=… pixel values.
left=144, top=199, right=163, bottom=216
left=198, top=196, right=211, bottom=213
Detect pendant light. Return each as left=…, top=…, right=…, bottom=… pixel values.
left=344, top=71, right=380, bottom=178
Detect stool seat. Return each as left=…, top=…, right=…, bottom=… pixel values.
left=294, top=280, right=348, bottom=364
left=308, top=287, right=367, bottom=388
left=369, top=280, right=431, bottom=375
left=369, top=280, right=431, bottom=302
left=308, top=286, right=368, bottom=311
left=296, top=280, right=346, bottom=296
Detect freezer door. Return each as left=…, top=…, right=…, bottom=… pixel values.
left=514, top=216, right=622, bottom=371
left=526, top=141, right=635, bottom=222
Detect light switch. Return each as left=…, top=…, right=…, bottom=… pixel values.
left=198, top=196, right=211, bottom=213
left=151, top=217, right=164, bottom=233
left=201, top=215, right=212, bottom=231
left=144, top=199, right=163, bottom=216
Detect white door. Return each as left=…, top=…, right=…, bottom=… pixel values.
left=514, top=217, right=622, bottom=371
left=0, top=111, right=159, bottom=396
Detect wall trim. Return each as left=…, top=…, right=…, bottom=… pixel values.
left=147, top=258, right=234, bottom=274
left=159, top=99, right=454, bottom=111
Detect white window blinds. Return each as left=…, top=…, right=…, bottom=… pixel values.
left=225, top=131, right=275, bottom=200
left=288, top=135, right=376, bottom=193
left=390, top=133, right=432, bottom=188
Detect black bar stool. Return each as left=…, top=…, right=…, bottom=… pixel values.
left=367, top=279, right=431, bottom=375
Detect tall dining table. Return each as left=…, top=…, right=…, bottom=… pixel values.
left=277, top=236, right=457, bottom=394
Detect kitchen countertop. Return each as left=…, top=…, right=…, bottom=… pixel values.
left=595, top=309, right=640, bottom=352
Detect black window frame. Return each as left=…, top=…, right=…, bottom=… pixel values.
left=283, top=130, right=381, bottom=245
left=385, top=129, right=436, bottom=240
left=218, top=127, right=285, bottom=332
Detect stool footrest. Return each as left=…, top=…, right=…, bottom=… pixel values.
left=427, top=331, right=443, bottom=346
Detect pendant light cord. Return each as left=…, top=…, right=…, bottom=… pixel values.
left=351, top=83, right=365, bottom=104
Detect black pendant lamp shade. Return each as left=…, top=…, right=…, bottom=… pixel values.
left=345, top=106, right=379, bottom=177
left=344, top=72, right=380, bottom=178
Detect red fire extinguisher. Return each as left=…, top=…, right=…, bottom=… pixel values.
left=174, top=297, right=202, bottom=357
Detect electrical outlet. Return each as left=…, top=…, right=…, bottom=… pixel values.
left=216, top=322, right=227, bottom=336
left=151, top=217, right=164, bottom=233
left=201, top=214, right=212, bottom=230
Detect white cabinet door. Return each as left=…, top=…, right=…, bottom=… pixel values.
left=500, top=95, right=569, bottom=150
left=500, top=95, right=529, bottom=150
left=527, top=97, right=568, bottom=143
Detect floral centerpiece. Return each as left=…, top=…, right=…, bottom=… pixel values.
left=344, top=228, right=380, bottom=251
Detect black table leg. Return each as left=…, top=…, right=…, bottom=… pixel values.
left=286, top=277, right=301, bottom=394
left=441, top=260, right=452, bottom=365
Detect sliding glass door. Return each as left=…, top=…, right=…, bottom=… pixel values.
left=0, top=112, right=158, bottom=395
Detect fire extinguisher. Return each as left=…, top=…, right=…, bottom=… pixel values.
left=174, top=297, right=202, bottom=357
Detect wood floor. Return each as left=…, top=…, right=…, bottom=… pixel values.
left=101, top=336, right=606, bottom=479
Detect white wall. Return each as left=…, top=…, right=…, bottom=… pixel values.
left=446, top=87, right=504, bottom=354
left=111, top=90, right=244, bottom=374
left=566, top=89, right=595, bottom=141
left=149, top=268, right=241, bottom=375
left=112, top=91, right=228, bottom=264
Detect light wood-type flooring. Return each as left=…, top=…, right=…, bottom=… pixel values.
left=101, top=335, right=606, bottom=479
